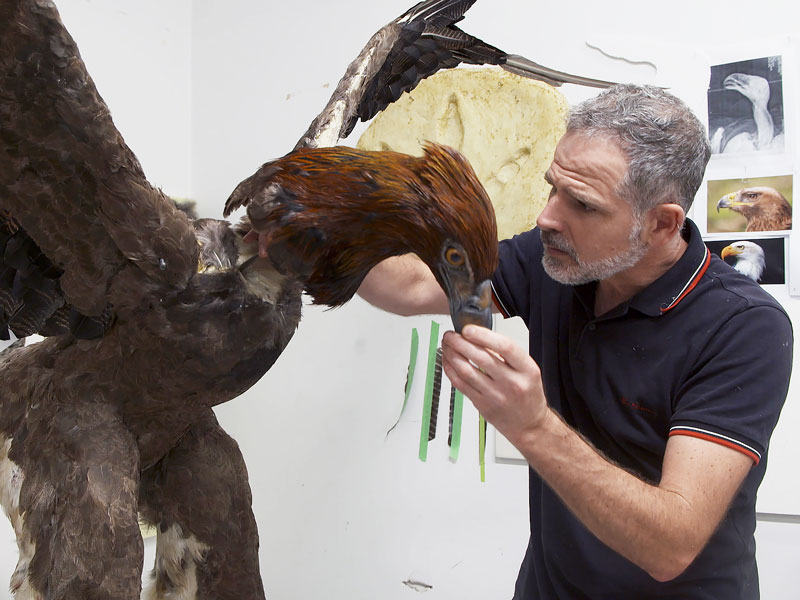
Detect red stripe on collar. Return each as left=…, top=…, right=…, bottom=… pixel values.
left=660, top=248, right=711, bottom=313
left=491, top=283, right=511, bottom=318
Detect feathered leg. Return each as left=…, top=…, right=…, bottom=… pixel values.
left=8, top=394, right=142, bottom=600
left=139, top=410, right=265, bottom=600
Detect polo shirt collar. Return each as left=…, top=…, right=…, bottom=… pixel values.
left=627, top=218, right=711, bottom=317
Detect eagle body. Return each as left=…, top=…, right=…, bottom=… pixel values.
left=0, top=0, right=610, bottom=596
left=0, top=216, right=302, bottom=597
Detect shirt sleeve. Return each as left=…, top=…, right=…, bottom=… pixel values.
left=670, top=304, right=793, bottom=464
left=492, top=229, right=542, bottom=324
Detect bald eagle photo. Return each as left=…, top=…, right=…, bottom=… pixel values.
left=716, top=186, right=792, bottom=232
left=706, top=238, right=785, bottom=285
left=721, top=241, right=766, bottom=282
left=0, top=0, right=611, bottom=597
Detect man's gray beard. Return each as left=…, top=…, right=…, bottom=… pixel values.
left=540, top=224, right=648, bottom=285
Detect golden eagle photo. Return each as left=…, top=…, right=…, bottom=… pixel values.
left=707, top=175, right=793, bottom=233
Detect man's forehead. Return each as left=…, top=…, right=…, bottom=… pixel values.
left=555, top=130, right=627, bottom=158
left=548, top=133, right=628, bottom=186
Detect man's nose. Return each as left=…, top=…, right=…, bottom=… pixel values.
left=536, top=193, right=562, bottom=232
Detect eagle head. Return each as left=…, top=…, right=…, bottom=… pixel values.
left=715, top=187, right=792, bottom=232
left=224, top=143, right=498, bottom=332
left=720, top=240, right=765, bottom=282
left=392, top=143, right=499, bottom=332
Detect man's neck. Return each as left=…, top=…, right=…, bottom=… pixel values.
left=594, top=235, right=689, bottom=317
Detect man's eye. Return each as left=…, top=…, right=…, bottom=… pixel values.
left=548, top=186, right=557, bottom=198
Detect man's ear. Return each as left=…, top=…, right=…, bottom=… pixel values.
left=645, top=203, right=685, bottom=245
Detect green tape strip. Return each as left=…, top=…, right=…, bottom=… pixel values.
left=405, top=328, right=420, bottom=408
left=448, top=389, right=464, bottom=462
left=418, top=321, right=440, bottom=462
left=479, top=415, right=487, bottom=482
left=386, top=328, right=419, bottom=438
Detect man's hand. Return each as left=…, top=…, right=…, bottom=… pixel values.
left=441, top=325, right=549, bottom=448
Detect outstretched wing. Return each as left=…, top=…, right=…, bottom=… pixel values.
left=294, top=0, right=614, bottom=149
left=0, top=0, right=198, bottom=339
left=353, top=0, right=507, bottom=132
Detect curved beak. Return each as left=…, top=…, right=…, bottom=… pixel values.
left=720, top=245, right=739, bottom=260
left=448, top=279, right=493, bottom=334
left=716, top=193, right=736, bottom=212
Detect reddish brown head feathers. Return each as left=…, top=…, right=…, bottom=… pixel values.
left=224, top=143, right=498, bottom=308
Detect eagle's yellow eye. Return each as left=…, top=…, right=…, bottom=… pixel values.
left=446, top=248, right=465, bottom=267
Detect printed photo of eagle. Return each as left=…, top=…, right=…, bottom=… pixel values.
left=716, top=186, right=792, bottom=232
left=709, top=72, right=785, bottom=154
left=707, top=237, right=785, bottom=286
left=721, top=241, right=766, bottom=282
left=0, top=0, right=612, bottom=598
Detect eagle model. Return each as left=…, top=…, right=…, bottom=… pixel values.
left=0, top=0, right=610, bottom=598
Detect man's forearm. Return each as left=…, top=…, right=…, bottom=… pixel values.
left=512, top=409, right=710, bottom=582
left=357, top=255, right=449, bottom=316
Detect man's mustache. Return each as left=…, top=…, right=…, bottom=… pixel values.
left=540, top=230, right=579, bottom=261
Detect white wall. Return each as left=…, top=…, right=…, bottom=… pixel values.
left=2, top=1, right=799, bottom=598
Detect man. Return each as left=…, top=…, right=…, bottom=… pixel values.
left=358, top=84, right=792, bottom=598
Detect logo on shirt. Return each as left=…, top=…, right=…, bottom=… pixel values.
left=619, top=397, right=657, bottom=416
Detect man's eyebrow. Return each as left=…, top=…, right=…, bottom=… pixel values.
left=542, top=170, right=597, bottom=207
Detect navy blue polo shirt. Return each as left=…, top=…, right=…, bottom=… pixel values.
left=491, top=219, right=792, bottom=600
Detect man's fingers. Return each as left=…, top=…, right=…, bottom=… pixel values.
left=461, top=325, right=529, bottom=371
left=442, top=352, right=485, bottom=404
left=443, top=332, right=499, bottom=377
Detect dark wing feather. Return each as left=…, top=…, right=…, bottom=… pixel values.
left=349, top=2, right=508, bottom=134
left=0, top=210, right=63, bottom=339
left=298, top=0, right=614, bottom=148
left=0, top=0, right=198, bottom=337
left=400, top=0, right=479, bottom=24
left=352, top=4, right=614, bottom=132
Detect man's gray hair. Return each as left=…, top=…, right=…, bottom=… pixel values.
left=567, top=84, right=711, bottom=217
